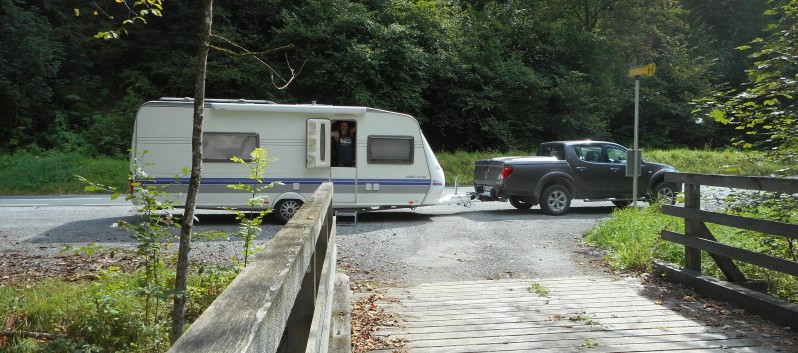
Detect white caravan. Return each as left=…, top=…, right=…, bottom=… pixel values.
left=130, top=98, right=460, bottom=223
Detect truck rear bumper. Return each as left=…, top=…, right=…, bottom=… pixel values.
left=474, top=184, right=507, bottom=202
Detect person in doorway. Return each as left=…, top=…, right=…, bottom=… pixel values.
left=332, top=121, right=355, bottom=167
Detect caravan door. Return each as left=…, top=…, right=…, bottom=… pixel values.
left=331, top=167, right=356, bottom=203
left=306, top=118, right=356, bottom=204
left=330, top=120, right=357, bottom=203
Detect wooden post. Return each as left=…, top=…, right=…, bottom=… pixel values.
left=684, top=183, right=702, bottom=272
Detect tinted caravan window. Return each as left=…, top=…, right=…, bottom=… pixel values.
left=367, top=136, right=413, bottom=164
left=203, top=133, right=259, bottom=161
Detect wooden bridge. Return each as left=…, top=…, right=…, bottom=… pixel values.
left=372, top=276, right=786, bottom=353
left=371, top=172, right=798, bottom=352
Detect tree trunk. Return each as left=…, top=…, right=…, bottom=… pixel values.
left=171, top=0, right=214, bottom=344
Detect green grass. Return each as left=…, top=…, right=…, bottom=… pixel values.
left=584, top=205, right=684, bottom=271
left=0, top=152, right=129, bottom=195
left=436, top=150, right=528, bottom=186
left=645, top=148, right=782, bottom=176
left=528, top=282, right=549, bottom=297
left=585, top=204, right=798, bottom=303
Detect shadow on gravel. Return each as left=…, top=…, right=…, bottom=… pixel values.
left=451, top=205, right=616, bottom=222
left=22, top=212, right=281, bottom=245
left=350, top=211, right=434, bottom=224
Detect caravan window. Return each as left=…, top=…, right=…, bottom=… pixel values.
left=367, top=136, right=413, bottom=164
left=203, top=132, right=259, bottom=162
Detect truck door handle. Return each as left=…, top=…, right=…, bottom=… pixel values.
left=610, top=168, right=622, bottom=173
left=576, top=167, right=587, bottom=172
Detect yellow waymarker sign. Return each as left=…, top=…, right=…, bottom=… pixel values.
left=629, top=63, right=656, bottom=77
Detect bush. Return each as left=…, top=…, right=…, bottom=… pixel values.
left=0, top=264, right=238, bottom=352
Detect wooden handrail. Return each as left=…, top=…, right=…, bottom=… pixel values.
left=169, top=182, right=341, bottom=353
left=666, top=172, right=798, bottom=193
left=661, top=172, right=798, bottom=276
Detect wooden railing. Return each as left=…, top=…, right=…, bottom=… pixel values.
left=168, top=182, right=350, bottom=353
left=655, top=172, right=798, bottom=327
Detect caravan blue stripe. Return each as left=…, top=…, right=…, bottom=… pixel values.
left=144, top=177, right=441, bottom=186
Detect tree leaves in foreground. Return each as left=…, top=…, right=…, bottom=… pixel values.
left=700, top=0, right=797, bottom=175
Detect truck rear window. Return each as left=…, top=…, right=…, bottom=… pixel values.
left=537, top=145, right=564, bottom=160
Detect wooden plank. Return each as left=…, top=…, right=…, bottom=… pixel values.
left=383, top=291, right=646, bottom=307
left=329, top=273, right=351, bottom=353
left=661, top=230, right=798, bottom=277
left=663, top=205, right=798, bottom=240
left=373, top=347, right=770, bottom=353
left=683, top=183, right=703, bottom=271
left=379, top=321, right=710, bottom=338
left=389, top=302, right=678, bottom=318
left=392, top=337, right=764, bottom=353
left=666, top=172, right=798, bottom=193
left=654, top=260, right=798, bottom=329
left=374, top=347, right=771, bottom=353
left=378, top=315, right=705, bottom=332
left=377, top=277, right=788, bottom=353
left=695, top=221, right=747, bottom=282
left=400, top=330, right=764, bottom=352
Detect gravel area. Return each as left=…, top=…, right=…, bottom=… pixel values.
left=336, top=200, right=614, bottom=287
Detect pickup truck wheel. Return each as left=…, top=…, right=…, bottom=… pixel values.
left=539, top=185, right=571, bottom=216
left=509, top=196, right=533, bottom=210
left=651, top=182, right=677, bottom=205
left=274, top=199, right=304, bottom=224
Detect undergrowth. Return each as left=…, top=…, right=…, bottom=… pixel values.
left=585, top=201, right=798, bottom=303
left=0, top=264, right=238, bottom=352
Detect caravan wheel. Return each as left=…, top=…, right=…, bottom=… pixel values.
left=274, top=199, right=304, bottom=225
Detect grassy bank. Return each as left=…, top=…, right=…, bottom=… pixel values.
left=437, top=148, right=783, bottom=186
left=585, top=204, right=798, bottom=303
left=0, top=148, right=786, bottom=194
left=0, top=152, right=129, bottom=195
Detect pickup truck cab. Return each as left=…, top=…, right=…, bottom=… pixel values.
left=473, top=141, right=678, bottom=215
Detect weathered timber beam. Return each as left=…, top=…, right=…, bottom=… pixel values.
left=663, top=205, right=798, bottom=241
left=661, top=230, right=798, bottom=277
left=653, top=259, right=798, bottom=329
left=666, top=172, right=798, bottom=193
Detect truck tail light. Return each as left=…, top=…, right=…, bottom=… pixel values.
left=500, top=166, right=513, bottom=180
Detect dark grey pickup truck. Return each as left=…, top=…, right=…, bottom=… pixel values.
left=473, top=141, right=679, bottom=215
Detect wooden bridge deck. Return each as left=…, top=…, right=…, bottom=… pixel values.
left=372, top=277, right=784, bottom=353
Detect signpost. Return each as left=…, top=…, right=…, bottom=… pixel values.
left=628, top=63, right=655, bottom=207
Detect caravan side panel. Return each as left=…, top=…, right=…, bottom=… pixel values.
left=353, top=111, right=437, bottom=208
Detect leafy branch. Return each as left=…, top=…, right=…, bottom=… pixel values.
left=226, top=148, right=278, bottom=267
left=74, top=0, right=164, bottom=40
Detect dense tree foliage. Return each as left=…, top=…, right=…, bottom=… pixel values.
left=0, top=0, right=777, bottom=155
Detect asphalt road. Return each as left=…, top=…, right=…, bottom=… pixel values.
left=0, top=194, right=131, bottom=207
